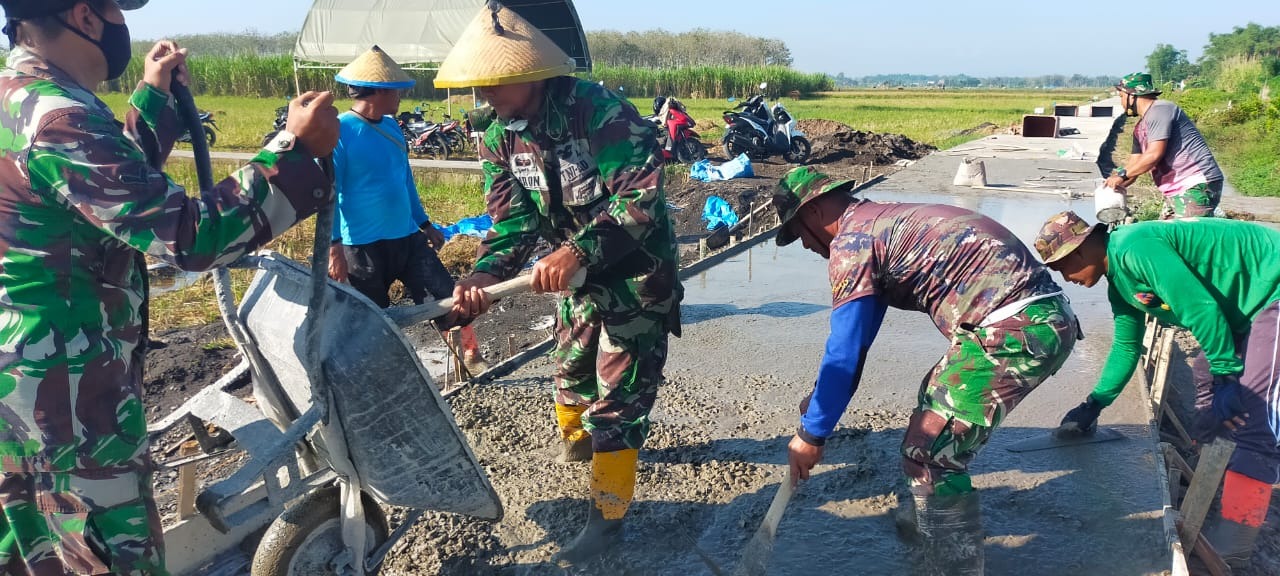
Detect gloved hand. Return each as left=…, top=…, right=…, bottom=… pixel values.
left=1057, top=395, right=1104, bottom=437
left=1211, top=374, right=1249, bottom=430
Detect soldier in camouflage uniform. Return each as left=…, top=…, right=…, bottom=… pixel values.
left=773, top=167, right=1078, bottom=575
left=434, top=4, right=681, bottom=567
left=0, top=1, right=341, bottom=573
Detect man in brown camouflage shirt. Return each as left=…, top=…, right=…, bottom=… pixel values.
left=0, top=1, right=340, bottom=573
left=773, top=167, right=1078, bottom=574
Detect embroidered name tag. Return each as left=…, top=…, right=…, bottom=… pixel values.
left=511, top=153, right=546, bottom=191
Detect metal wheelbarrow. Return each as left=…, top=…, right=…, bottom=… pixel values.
left=149, top=250, right=519, bottom=575
left=147, top=81, right=527, bottom=575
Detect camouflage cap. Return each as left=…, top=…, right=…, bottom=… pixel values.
left=1035, top=211, right=1104, bottom=264
left=772, top=166, right=857, bottom=246
left=1, top=0, right=149, bottom=18
left=1117, top=72, right=1162, bottom=97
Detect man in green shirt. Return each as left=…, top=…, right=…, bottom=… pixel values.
left=1035, top=211, right=1280, bottom=569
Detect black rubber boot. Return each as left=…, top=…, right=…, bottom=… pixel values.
left=915, top=491, right=984, bottom=576
left=552, top=504, right=624, bottom=566
left=893, top=488, right=919, bottom=542
left=1206, top=516, right=1260, bottom=571
left=557, top=434, right=593, bottom=463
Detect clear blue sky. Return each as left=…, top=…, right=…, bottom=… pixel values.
left=127, top=0, right=1278, bottom=77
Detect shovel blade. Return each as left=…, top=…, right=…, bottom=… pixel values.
left=1005, top=426, right=1126, bottom=453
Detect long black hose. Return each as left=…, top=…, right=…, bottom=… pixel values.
left=169, top=77, right=214, bottom=193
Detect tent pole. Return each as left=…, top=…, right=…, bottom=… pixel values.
left=293, top=59, right=302, bottom=97
left=472, top=88, right=477, bottom=109
left=447, top=88, right=452, bottom=117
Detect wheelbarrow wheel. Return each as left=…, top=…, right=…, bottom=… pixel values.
left=251, top=486, right=390, bottom=576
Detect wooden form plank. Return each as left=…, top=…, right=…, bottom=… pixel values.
left=1177, top=438, right=1236, bottom=549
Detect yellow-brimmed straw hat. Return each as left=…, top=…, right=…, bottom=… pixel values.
left=434, top=2, right=576, bottom=89
left=336, top=45, right=415, bottom=89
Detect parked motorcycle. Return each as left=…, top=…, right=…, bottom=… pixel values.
left=179, top=110, right=218, bottom=147
left=399, top=105, right=450, bottom=159
left=646, top=96, right=707, bottom=164
left=722, top=82, right=810, bottom=164
left=260, top=102, right=290, bottom=147
left=438, top=112, right=471, bottom=156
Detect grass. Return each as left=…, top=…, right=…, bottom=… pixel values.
left=1162, top=88, right=1280, bottom=198
left=633, top=88, right=1103, bottom=149
left=99, top=93, right=286, bottom=151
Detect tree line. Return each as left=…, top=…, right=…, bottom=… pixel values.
left=1146, top=23, right=1280, bottom=89
left=120, top=29, right=794, bottom=69
left=830, top=73, right=1119, bottom=89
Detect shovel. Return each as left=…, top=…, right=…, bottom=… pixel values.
left=732, top=469, right=797, bottom=576
left=385, top=269, right=586, bottom=327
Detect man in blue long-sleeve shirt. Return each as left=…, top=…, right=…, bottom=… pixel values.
left=326, top=46, right=486, bottom=373
left=771, top=167, right=1078, bottom=574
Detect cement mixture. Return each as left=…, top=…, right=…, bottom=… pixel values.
left=146, top=102, right=1257, bottom=574
left=373, top=190, right=1170, bottom=576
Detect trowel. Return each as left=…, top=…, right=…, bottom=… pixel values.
left=1005, top=423, right=1126, bottom=453
left=731, top=469, right=797, bottom=576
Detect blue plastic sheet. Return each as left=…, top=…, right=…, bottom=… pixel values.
left=690, top=153, right=754, bottom=182
left=702, top=196, right=740, bottom=231
left=436, top=214, right=493, bottom=241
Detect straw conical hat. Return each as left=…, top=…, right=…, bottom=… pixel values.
left=336, top=46, right=415, bottom=89
left=434, top=3, right=576, bottom=89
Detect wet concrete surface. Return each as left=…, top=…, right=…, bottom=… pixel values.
left=393, top=186, right=1169, bottom=575
left=373, top=98, right=1179, bottom=574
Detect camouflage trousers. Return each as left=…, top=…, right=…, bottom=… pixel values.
left=1161, top=180, right=1222, bottom=220
left=902, top=296, right=1077, bottom=497
left=552, top=291, right=672, bottom=453
left=0, top=461, right=166, bottom=575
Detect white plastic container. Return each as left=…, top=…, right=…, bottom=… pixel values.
left=1094, top=181, right=1128, bottom=224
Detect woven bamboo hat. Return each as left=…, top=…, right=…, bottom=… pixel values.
left=434, top=2, right=575, bottom=89
left=335, top=46, right=415, bottom=90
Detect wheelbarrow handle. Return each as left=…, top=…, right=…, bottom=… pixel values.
left=385, top=269, right=586, bottom=328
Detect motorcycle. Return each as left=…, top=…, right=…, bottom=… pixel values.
left=260, top=101, right=290, bottom=147
left=179, top=110, right=218, bottom=147
left=646, top=96, right=707, bottom=164
left=398, top=105, right=450, bottom=159
left=722, top=82, right=810, bottom=164
left=438, top=112, right=471, bottom=156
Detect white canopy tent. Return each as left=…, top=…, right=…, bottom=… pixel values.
left=293, top=0, right=592, bottom=108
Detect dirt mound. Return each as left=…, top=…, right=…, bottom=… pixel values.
left=809, top=128, right=936, bottom=167
left=438, top=235, right=482, bottom=277
left=797, top=118, right=853, bottom=138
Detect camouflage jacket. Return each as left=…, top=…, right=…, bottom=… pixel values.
left=0, top=49, right=330, bottom=472
left=475, top=76, right=681, bottom=326
left=829, top=201, right=1060, bottom=336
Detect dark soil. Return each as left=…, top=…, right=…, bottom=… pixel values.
left=808, top=128, right=935, bottom=167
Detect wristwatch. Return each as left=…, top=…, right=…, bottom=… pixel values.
left=264, top=130, right=298, bottom=154
left=1113, top=167, right=1128, bottom=179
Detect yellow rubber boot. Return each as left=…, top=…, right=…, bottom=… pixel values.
left=553, top=449, right=638, bottom=566
left=554, top=404, right=592, bottom=463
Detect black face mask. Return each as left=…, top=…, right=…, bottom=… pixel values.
left=59, top=4, right=132, bottom=81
